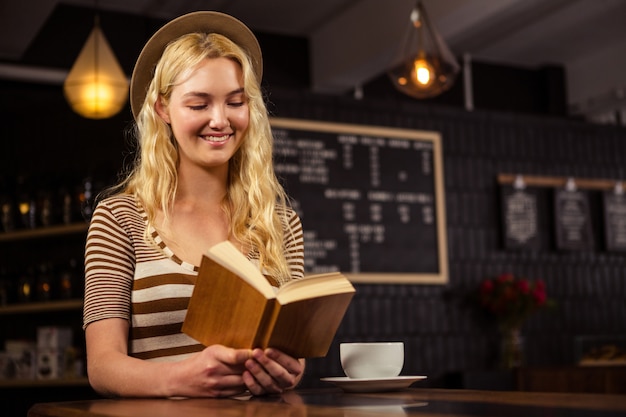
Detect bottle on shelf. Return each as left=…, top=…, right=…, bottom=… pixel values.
left=60, top=187, right=75, bottom=225
left=0, top=267, right=12, bottom=306
left=0, top=176, right=16, bottom=232
left=17, top=193, right=37, bottom=230
left=1, top=197, right=16, bottom=232
left=36, top=263, right=54, bottom=302
left=38, top=191, right=54, bottom=228
left=16, top=267, right=35, bottom=303
left=79, top=177, right=94, bottom=221
left=58, top=258, right=82, bottom=300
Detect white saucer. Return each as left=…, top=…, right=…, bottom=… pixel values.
left=320, top=376, right=427, bottom=393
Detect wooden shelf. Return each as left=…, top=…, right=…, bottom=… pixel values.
left=0, top=299, right=83, bottom=315
left=0, top=223, right=88, bottom=242
left=497, top=173, right=620, bottom=191
left=0, top=377, right=89, bottom=388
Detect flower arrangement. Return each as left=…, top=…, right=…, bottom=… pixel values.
left=477, top=272, right=550, bottom=330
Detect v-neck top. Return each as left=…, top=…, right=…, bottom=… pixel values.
left=83, top=194, right=304, bottom=361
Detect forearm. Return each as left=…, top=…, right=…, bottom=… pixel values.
left=88, top=350, right=176, bottom=397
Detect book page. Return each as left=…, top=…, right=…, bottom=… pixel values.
left=276, top=272, right=354, bottom=304
left=205, top=241, right=275, bottom=299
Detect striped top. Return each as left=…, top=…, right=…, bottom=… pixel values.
left=83, top=194, right=304, bottom=362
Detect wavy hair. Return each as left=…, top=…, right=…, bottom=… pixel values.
left=115, top=32, right=291, bottom=282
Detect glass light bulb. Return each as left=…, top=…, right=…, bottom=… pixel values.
left=412, top=58, right=434, bottom=87
left=82, top=80, right=115, bottom=110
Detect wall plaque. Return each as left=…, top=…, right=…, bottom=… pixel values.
left=603, top=190, right=626, bottom=251
left=554, top=188, right=594, bottom=251
left=500, top=185, right=540, bottom=250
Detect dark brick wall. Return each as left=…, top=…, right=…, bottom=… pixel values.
left=266, top=90, right=626, bottom=387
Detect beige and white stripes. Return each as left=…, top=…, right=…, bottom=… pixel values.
left=83, top=194, right=304, bottom=361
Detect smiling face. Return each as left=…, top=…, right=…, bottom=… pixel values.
left=156, top=56, right=249, bottom=173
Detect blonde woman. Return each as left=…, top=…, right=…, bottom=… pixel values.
left=83, top=11, right=305, bottom=398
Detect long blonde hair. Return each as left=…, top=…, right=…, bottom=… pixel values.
left=118, top=32, right=291, bottom=282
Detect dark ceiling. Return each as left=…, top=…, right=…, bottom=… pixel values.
left=1, top=0, right=625, bottom=122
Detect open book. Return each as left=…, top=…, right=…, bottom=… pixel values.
left=182, top=241, right=356, bottom=358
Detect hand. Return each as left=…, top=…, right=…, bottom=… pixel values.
left=242, top=348, right=305, bottom=395
left=171, top=344, right=252, bottom=398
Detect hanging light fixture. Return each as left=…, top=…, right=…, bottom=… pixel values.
left=63, top=14, right=128, bottom=119
left=388, top=1, right=460, bottom=99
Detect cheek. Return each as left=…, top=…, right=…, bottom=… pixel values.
left=231, top=110, right=250, bottom=130
left=171, top=112, right=205, bottom=133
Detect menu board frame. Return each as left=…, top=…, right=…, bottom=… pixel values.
left=270, top=117, right=448, bottom=284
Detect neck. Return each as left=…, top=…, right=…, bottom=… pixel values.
left=175, top=163, right=229, bottom=206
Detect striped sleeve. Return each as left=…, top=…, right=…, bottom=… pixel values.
left=83, top=197, right=138, bottom=329
left=282, top=206, right=305, bottom=280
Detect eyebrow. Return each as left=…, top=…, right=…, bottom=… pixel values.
left=182, top=87, right=245, bottom=99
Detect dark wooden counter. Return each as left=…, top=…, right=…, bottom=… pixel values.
left=28, top=387, right=626, bottom=417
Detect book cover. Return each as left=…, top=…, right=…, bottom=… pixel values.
left=182, top=241, right=355, bottom=358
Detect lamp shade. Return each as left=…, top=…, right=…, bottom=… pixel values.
left=63, top=22, right=128, bottom=119
left=388, top=2, right=460, bottom=99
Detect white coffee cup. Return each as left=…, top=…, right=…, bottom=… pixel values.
left=340, top=342, right=404, bottom=379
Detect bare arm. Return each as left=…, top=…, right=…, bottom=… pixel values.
left=85, top=318, right=252, bottom=398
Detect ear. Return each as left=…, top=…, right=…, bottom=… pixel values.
left=155, top=97, right=171, bottom=124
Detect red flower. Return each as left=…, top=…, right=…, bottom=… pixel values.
left=497, top=273, right=514, bottom=283
left=532, top=287, right=546, bottom=306
left=476, top=273, right=552, bottom=329
left=516, top=279, right=530, bottom=294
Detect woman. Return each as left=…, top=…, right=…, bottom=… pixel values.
left=83, top=11, right=305, bottom=398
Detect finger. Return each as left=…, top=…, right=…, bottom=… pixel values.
left=242, top=370, right=265, bottom=396
left=202, top=373, right=248, bottom=397
left=210, top=345, right=252, bottom=366
left=265, top=348, right=304, bottom=375
left=253, top=349, right=298, bottom=387
left=245, top=357, right=283, bottom=394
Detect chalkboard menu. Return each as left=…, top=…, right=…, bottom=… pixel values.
left=500, top=186, right=540, bottom=250
left=270, top=118, right=448, bottom=284
left=603, top=190, right=626, bottom=252
left=554, top=189, right=594, bottom=251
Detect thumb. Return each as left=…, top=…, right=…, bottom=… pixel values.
left=225, top=348, right=253, bottom=365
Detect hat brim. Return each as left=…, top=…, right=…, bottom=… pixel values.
left=130, top=11, right=262, bottom=119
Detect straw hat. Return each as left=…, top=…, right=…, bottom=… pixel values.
left=129, top=11, right=262, bottom=119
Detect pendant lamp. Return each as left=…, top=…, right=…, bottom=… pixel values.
left=388, top=1, right=460, bottom=99
left=63, top=15, right=128, bottom=119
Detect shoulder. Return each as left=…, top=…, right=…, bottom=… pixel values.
left=96, top=193, right=141, bottom=212
left=94, top=194, right=143, bottom=219
left=90, top=194, right=145, bottom=232
left=277, top=205, right=303, bottom=240
left=277, top=205, right=301, bottom=227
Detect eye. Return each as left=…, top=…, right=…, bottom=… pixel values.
left=228, top=101, right=245, bottom=108
left=188, top=105, right=207, bottom=111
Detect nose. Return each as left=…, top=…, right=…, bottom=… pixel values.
left=208, top=105, right=229, bottom=129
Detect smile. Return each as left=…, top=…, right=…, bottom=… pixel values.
left=200, top=134, right=231, bottom=143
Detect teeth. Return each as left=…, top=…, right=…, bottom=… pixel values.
left=203, top=135, right=228, bottom=142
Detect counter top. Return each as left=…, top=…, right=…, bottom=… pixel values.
left=28, top=387, right=626, bottom=417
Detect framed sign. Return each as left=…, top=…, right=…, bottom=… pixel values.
left=500, top=185, right=540, bottom=250
left=270, top=118, right=448, bottom=284
left=603, top=189, right=626, bottom=252
left=554, top=188, right=594, bottom=251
